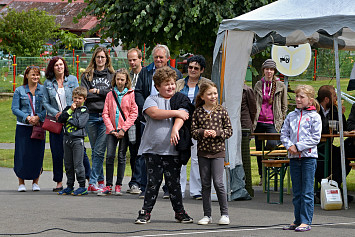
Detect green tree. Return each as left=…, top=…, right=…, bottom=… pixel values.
left=74, top=0, right=272, bottom=71
left=0, top=8, right=59, bottom=56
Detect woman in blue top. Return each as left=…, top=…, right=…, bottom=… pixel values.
left=43, top=56, right=90, bottom=191
left=11, top=66, right=46, bottom=192
left=175, top=55, right=210, bottom=199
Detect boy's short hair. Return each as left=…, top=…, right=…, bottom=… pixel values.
left=153, top=66, right=177, bottom=87
left=72, top=86, right=87, bottom=99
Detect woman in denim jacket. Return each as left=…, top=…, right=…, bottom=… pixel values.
left=43, top=57, right=91, bottom=191
left=11, top=66, right=46, bottom=192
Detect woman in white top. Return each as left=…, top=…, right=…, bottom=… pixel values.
left=43, top=56, right=80, bottom=191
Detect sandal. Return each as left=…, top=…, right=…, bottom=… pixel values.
left=282, top=224, right=298, bottom=230
left=295, top=225, right=311, bottom=232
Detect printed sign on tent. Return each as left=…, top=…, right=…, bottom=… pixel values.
left=271, top=43, right=311, bottom=76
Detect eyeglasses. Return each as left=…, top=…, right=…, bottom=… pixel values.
left=116, top=69, right=125, bottom=73
left=188, top=66, right=201, bottom=71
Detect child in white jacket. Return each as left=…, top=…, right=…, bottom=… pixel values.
left=280, top=85, right=322, bottom=232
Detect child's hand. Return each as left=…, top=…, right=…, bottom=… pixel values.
left=170, top=128, right=180, bottom=145
left=71, top=103, right=77, bottom=111
left=176, top=110, right=189, bottom=121
left=288, top=145, right=299, bottom=155
left=117, top=130, right=125, bottom=139
left=204, top=130, right=216, bottom=138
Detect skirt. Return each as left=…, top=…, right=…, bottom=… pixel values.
left=14, top=125, right=45, bottom=180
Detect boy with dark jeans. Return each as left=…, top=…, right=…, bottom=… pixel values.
left=135, top=67, right=193, bottom=224
left=57, top=87, right=89, bottom=196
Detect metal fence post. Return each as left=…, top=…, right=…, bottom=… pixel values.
left=76, top=55, right=80, bottom=81
left=12, top=55, right=17, bottom=92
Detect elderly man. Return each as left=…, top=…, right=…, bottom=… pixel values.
left=134, top=44, right=183, bottom=199
left=125, top=48, right=143, bottom=195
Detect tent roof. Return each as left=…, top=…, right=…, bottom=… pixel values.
left=219, top=0, right=355, bottom=37
left=214, top=0, right=355, bottom=61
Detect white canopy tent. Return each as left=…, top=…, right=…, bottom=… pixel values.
left=212, top=0, right=355, bottom=208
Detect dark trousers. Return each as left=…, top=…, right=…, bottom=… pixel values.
left=63, top=136, right=86, bottom=188
left=142, top=154, right=184, bottom=213
left=128, top=121, right=140, bottom=188
left=49, top=131, right=64, bottom=182
left=198, top=157, right=228, bottom=216
left=254, top=122, right=279, bottom=176
left=106, top=133, right=129, bottom=186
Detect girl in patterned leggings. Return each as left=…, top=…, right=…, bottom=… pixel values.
left=191, top=81, right=233, bottom=225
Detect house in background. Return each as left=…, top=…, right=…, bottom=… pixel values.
left=0, top=0, right=99, bottom=35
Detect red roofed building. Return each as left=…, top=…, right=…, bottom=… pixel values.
left=0, top=0, right=98, bottom=35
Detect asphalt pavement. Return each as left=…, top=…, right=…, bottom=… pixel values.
left=1, top=166, right=355, bottom=236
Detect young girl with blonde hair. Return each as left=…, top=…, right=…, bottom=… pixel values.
left=191, top=81, right=233, bottom=225
left=280, top=85, right=322, bottom=232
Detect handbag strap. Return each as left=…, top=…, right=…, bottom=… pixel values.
left=52, top=80, right=64, bottom=111
left=112, top=90, right=126, bottom=121
left=27, top=93, right=36, bottom=115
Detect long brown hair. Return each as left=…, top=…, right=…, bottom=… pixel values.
left=111, top=68, right=132, bottom=90
left=81, top=47, right=115, bottom=81
left=195, top=81, right=219, bottom=108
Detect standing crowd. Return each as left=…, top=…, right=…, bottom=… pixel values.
left=11, top=44, right=232, bottom=226
left=10, top=46, right=355, bottom=229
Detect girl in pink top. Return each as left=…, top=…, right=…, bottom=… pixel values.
left=101, top=68, right=138, bottom=195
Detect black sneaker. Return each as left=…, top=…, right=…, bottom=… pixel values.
left=175, top=210, right=193, bottom=223
left=163, top=190, right=170, bottom=199
left=135, top=210, right=151, bottom=224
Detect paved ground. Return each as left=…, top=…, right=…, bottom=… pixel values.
left=1, top=167, right=355, bottom=236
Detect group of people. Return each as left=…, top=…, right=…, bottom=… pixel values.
left=241, top=59, right=355, bottom=232
left=11, top=44, right=355, bottom=229
left=11, top=44, right=233, bottom=226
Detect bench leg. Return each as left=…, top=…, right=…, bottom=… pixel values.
left=266, top=167, right=270, bottom=203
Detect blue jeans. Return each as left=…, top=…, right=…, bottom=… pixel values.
left=83, top=147, right=91, bottom=180
left=290, top=158, right=317, bottom=225
left=86, top=113, right=107, bottom=185
left=129, top=123, right=147, bottom=191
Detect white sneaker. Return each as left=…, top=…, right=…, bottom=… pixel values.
left=198, top=216, right=212, bottom=225
left=32, top=183, right=40, bottom=191
left=130, top=185, right=141, bottom=194
left=18, top=184, right=26, bottom=192
left=218, top=215, right=230, bottom=225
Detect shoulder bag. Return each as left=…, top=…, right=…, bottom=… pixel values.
left=27, top=93, right=45, bottom=140
left=112, top=91, right=136, bottom=144
left=42, top=82, right=64, bottom=134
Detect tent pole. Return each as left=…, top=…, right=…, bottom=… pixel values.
left=333, top=35, right=348, bottom=210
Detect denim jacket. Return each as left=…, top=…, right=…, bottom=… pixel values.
left=43, top=75, right=79, bottom=116
left=11, top=84, right=46, bottom=123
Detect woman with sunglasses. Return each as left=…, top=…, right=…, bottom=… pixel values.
left=175, top=55, right=210, bottom=200
left=43, top=56, right=92, bottom=192
left=12, top=66, right=46, bottom=191
left=81, top=47, right=115, bottom=193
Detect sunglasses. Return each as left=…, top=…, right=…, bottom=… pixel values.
left=26, top=65, right=40, bottom=70
left=188, top=66, right=201, bottom=71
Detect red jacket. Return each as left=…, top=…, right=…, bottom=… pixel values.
left=102, top=89, right=138, bottom=134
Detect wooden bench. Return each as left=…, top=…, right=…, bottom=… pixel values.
left=262, top=159, right=290, bottom=204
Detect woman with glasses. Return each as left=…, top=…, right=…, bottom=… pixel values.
left=175, top=55, right=210, bottom=200
left=43, top=56, right=91, bottom=192
left=12, top=66, right=46, bottom=191
left=81, top=47, right=115, bottom=193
